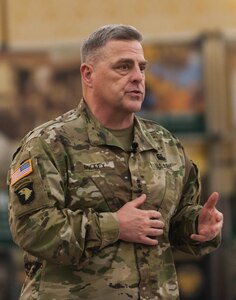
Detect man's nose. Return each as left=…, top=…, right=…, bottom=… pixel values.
left=130, top=66, right=144, bottom=83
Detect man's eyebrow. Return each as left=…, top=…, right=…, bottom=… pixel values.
left=140, top=60, right=148, bottom=66
left=114, top=58, right=148, bottom=65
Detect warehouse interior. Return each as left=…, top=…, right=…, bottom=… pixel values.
left=0, top=1, right=236, bottom=299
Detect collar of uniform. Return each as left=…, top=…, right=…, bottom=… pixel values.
left=77, top=99, right=121, bottom=147
left=133, top=117, right=159, bottom=152
left=77, top=99, right=158, bottom=152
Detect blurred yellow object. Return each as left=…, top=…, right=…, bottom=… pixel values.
left=178, top=264, right=203, bottom=297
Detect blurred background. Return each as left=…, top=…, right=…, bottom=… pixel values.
left=0, top=0, right=236, bottom=299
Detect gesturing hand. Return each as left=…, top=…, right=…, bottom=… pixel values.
left=116, top=194, right=164, bottom=246
left=191, top=192, right=223, bottom=243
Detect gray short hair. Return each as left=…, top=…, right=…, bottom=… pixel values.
left=81, top=24, right=143, bottom=63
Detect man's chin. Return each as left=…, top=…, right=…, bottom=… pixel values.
left=129, top=100, right=143, bottom=113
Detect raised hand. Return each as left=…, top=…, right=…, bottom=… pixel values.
left=116, top=194, right=164, bottom=245
left=191, top=192, right=223, bottom=242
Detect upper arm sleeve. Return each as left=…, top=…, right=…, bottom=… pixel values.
left=8, top=137, right=119, bottom=266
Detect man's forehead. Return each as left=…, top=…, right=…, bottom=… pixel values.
left=105, top=39, right=143, bottom=51
left=104, top=40, right=145, bottom=59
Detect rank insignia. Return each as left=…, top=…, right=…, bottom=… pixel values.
left=15, top=182, right=35, bottom=205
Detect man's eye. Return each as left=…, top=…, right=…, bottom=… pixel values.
left=119, top=64, right=129, bottom=70
left=140, top=65, right=147, bottom=72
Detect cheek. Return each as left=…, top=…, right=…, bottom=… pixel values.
left=93, top=74, right=109, bottom=92
left=108, top=79, right=127, bottom=95
left=93, top=71, right=128, bottom=96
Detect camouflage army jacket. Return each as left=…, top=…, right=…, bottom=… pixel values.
left=8, top=99, right=220, bottom=300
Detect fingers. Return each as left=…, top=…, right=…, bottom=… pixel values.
left=149, top=219, right=164, bottom=230
left=191, top=230, right=219, bottom=242
left=149, top=209, right=162, bottom=218
left=118, top=194, right=164, bottom=245
left=191, top=217, right=223, bottom=242
left=141, top=236, right=159, bottom=246
left=131, top=194, right=147, bottom=208
left=145, top=221, right=164, bottom=237
left=204, top=192, right=219, bottom=209
left=191, top=228, right=217, bottom=242
left=191, top=233, right=209, bottom=242
left=138, top=218, right=164, bottom=245
left=139, top=221, right=164, bottom=245
left=215, top=211, right=224, bottom=223
left=140, top=223, right=164, bottom=245
left=147, top=228, right=164, bottom=237
left=131, top=194, right=162, bottom=219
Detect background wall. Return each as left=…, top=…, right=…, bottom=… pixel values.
left=3, top=0, right=236, bottom=50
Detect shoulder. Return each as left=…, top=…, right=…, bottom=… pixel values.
left=12, top=107, right=85, bottom=160
left=24, top=108, right=79, bottom=142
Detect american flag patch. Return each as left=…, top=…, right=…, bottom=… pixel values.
left=11, top=159, right=33, bottom=186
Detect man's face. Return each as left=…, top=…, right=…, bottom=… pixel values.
left=90, top=39, right=147, bottom=115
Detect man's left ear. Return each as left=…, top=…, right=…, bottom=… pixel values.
left=80, top=63, right=94, bottom=87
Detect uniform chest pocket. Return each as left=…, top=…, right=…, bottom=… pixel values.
left=68, top=166, right=131, bottom=213
left=89, top=169, right=132, bottom=212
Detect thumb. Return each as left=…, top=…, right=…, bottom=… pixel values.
left=131, top=194, right=147, bottom=208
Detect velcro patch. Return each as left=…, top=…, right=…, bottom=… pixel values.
left=15, top=182, right=35, bottom=205
left=11, top=159, right=33, bottom=186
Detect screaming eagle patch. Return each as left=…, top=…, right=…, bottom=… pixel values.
left=15, top=182, right=35, bottom=205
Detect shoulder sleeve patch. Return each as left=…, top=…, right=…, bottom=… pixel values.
left=11, top=159, right=33, bottom=186
left=15, top=182, right=35, bottom=205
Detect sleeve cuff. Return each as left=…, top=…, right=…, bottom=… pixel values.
left=99, top=212, right=120, bottom=249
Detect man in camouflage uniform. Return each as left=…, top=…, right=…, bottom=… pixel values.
left=8, top=25, right=223, bottom=299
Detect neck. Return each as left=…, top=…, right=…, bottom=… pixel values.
left=84, top=98, right=135, bottom=130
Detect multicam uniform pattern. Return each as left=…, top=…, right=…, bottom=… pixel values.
left=8, top=99, right=220, bottom=300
